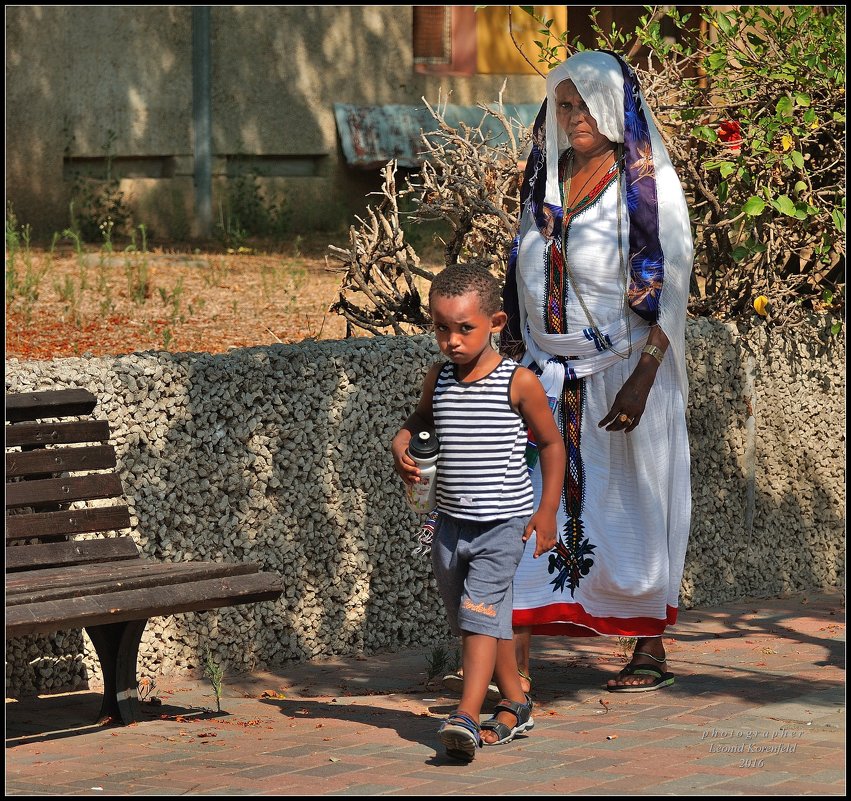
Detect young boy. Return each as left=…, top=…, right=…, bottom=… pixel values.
left=391, top=263, right=566, bottom=761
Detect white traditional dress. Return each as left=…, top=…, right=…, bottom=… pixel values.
left=503, top=51, right=694, bottom=637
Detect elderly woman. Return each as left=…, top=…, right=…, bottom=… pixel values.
left=501, top=50, right=694, bottom=692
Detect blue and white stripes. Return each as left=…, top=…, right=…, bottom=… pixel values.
left=432, top=359, right=534, bottom=521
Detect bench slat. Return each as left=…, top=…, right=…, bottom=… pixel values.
left=6, top=560, right=261, bottom=605
left=6, top=444, right=118, bottom=477
left=6, top=555, right=152, bottom=591
left=5, top=505, right=132, bottom=542
left=5, top=537, right=141, bottom=571
left=5, top=389, right=97, bottom=423
left=5, top=420, right=111, bottom=449
left=5, top=572, right=284, bottom=638
left=6, top=557, right=254, bottom=590
left=6, top=474, right=125, bottom=509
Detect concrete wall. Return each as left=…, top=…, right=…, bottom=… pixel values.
left=4, top=320, right=845, bottom=697
left=5, top=6, right=547, bottom=241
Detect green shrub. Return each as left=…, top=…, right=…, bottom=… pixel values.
left=520, top=5, right=845, bottom=333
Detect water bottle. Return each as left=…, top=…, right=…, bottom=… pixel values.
left=405, top=430, right=439, bottom=514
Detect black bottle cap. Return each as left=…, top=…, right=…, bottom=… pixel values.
left=408, top=429, right=439, bottom=459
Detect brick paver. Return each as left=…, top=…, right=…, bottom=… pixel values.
left=6, top=589, right=844, bottom=796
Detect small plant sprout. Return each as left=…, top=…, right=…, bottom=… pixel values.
left=425, top=644, right=451, bottom=684
left=203, top=647, right=225, bottom=712
left=617, top=636, right=638, bottom=662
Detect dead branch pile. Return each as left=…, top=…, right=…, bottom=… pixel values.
left=327, top=89, right=529, bottom=337
left=327, top=165, right=432, bottom=336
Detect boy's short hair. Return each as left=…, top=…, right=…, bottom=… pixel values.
left=429, top=263, right=502, bottom=316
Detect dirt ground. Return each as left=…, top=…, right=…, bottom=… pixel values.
left=5, top=235, right=394, bottom=361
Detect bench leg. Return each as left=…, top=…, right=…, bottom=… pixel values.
left=86, top=619, right=148, bottom=725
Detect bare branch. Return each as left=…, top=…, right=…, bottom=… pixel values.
left=507, top=7, right=547, bottom=78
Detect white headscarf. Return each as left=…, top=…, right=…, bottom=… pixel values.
left=536, top=51, right=693, bottom=402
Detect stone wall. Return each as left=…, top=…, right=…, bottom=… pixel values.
left=4, top=320, right=845, bottom=696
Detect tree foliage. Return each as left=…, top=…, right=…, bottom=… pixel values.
left=588, top=5, right=844, bottom=333
left=330, top=5, right=844, bottom=338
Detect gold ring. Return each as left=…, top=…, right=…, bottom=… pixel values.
left=618, top=413, right=630, bottom=424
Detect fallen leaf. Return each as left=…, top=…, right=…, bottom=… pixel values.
left=197, top=732, right=217, bottom=738
left=329, top=757, right=340, bottom=762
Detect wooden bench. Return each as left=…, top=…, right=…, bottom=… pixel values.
left=5, top=387, right=284, bottom=724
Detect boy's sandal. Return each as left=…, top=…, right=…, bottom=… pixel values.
left=437, top=711, right=482, bottom=761
left=480, top=695, right=535, bottom=746
left=442, top=670, right=501, bottom=702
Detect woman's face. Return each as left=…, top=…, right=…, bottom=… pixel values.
left=555, top=79, right=611, bottom=156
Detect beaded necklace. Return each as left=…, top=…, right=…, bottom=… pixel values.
left=564, top=149, right=616, bottom=210
left=560, top=145, right=633, bottom=359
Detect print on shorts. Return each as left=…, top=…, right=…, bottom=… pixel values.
left=463, top=598, right=498, bottom=618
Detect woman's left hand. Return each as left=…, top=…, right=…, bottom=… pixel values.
left=598, top=360, right=658, bottom=433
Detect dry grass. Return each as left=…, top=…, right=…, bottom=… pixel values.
left=6, top=236, right=360, bottom=360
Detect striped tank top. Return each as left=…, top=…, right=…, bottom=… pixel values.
left=432, top=357, right=534, bottom=521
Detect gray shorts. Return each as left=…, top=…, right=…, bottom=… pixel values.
left=431, top=513, right=529, bottom=640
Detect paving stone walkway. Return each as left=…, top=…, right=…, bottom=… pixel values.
left=6, top=589, right=844, bottom=796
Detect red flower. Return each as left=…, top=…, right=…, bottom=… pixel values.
left=717, top=119, right=742, bottom=153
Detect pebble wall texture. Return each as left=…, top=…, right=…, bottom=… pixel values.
left=5, top=320, right=845, bottom=697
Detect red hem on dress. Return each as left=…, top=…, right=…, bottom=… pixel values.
left=513, top=604, right=679, bottom=637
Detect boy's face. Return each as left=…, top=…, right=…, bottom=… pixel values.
left=430, top=292, right=506, bottom=366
